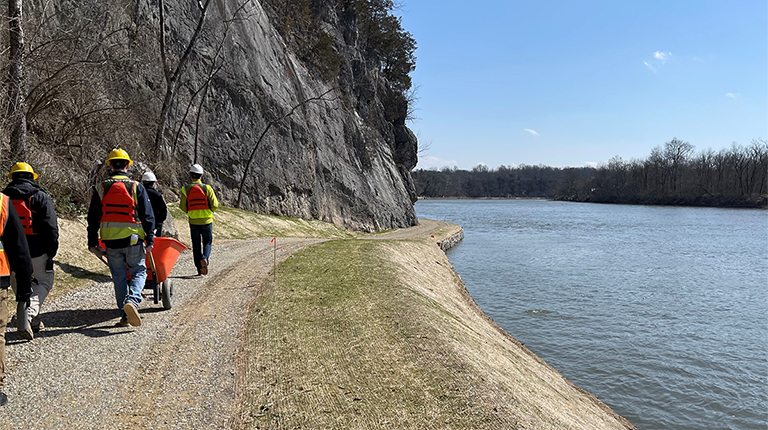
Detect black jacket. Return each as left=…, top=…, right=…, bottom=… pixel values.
left=146, top=187, right=168, bottom=225
left=1, top=195, right=33, bottom=301
left=2, top=178, right=59, bottom=258
left=87, top=171, right=155, bottom=249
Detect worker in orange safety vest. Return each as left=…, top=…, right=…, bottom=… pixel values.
left=3, top=162, right=59, bottom=337
left=0, top=192, right=34, bottom=406
left=86, top=149, right=155, bottom=327
left=179, top=164, right=218, bottom=276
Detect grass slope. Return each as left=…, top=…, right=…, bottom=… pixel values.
left=233, top=236, right=635, bottom=429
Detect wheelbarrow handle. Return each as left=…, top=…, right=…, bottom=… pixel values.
left=146, top=246, right=157, bottom=273
left=89, top=246, right=109, bottom=266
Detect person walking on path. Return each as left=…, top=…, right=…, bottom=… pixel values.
left=142, top=171, right=167, bottom=238
left=3, top=162, right=59, bottom=335
left=179, top=164, right=218, bottom=276
left=0, top=192, right=34, bottom=406
left=87, top=149, right=154, bottom=327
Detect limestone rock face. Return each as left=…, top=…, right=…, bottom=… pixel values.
left=143, top=0, right=418, bottom=231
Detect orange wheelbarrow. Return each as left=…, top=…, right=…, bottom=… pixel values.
left=145, top=237, right=187, bottom=309
left=97, top=237, right=187, bottom=310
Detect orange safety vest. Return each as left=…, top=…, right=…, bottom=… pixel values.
left=97, top=176, right=145, bottom=241
left=185, top=184, right=211, bottom=212
left=11, top=196, right=36, bottom=236
left=0, top=194, right=11, bottom=277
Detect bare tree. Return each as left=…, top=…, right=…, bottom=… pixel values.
left=155, top=0, right=213, bottom=159
left=8, top=0, right=27, bottom=157
left=170, top=0, right=253, bottom=163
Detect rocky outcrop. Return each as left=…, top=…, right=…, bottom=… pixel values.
left=22, top=0, right=418, bottom=231
left=141, top=0, right=418, bottom=231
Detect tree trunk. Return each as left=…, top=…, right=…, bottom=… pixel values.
left=154, top=0, right=212, bottom=160
left=8, top=0, right=27, bottom=158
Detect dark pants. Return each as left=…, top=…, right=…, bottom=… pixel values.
left=155, top=223, right=163, bottom=238
left=190, top=223, right=213, bottom=271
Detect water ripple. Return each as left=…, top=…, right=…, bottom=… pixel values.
left=417, top=200, right=768, bottom=430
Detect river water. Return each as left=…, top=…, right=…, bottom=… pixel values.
left=414, top=199, right=768, bottom=430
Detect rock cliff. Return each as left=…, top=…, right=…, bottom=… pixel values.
left=24, top=0, right=419, bottom=231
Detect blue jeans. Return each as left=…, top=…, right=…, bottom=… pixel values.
left=106, top=243, right=146, bottom=312
left=190, top=223, right=213, bottom=271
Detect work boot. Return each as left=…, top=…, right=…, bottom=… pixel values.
left=123, top=302, right=141, bottom=327
left=114, top=316, right=129, bottom=327
left=0, top=392, right=7, bottom=406
left=200, top=259, right=208, bottom=275
left=18, top=326, right=33, bottom=341
left=31, top=317, right=44, bottom=333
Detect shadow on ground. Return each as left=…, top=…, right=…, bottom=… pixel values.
left=55, top=261, right=111, bottom=283
left=4, top=307, right=167, bottom=342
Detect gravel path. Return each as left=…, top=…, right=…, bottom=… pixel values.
left=0, top=237, right=319, bottom=429
left=369, top=219, right=448, bottom=240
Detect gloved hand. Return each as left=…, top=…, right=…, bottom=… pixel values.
left=89, top=246, right=105, bottom=257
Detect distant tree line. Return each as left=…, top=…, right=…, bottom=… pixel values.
left=412, top=138, right=768, bottom=208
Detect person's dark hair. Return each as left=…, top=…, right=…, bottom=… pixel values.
left=109, top=159, right=130, bottom=170
left=142, top=181, right=156, bottom=188
left=12, top=172, right=34, bottom=180
left=190, top=173, right=203, bottom=180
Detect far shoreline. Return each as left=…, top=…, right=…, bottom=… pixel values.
left=415, top=196, right=767, bottom=209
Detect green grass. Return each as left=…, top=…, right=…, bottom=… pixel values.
left=235, top=239, right=495, bottom=429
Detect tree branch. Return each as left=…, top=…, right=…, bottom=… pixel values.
left=236, top=87, right=338, bottom=207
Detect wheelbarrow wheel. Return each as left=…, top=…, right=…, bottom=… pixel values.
left=161, top=278, right=173, bottom=310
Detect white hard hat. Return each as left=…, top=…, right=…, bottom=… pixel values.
left=142, top=171, right=157, bottom=182
left=190, top=164, right=204, bottom=175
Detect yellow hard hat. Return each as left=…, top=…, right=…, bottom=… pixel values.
left=105, top=148, right=133, bottom=166
left=8, top=162, right=38, bottom=180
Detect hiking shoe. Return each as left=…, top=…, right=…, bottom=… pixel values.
left=31, top=318, right=44, bottom=333
left=123, top=302, right=141, bottom=327
left=200, top=259, right=208, bottom=275
left=18, top=326, right=33, bottom=341
left=0, top=392, right=7, bottom=406
left=114, top=316, right=130, bottom=327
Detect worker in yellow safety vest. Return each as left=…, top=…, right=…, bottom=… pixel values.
left=87, top=149, right=155, bottom=327
left=179, top=164, right=218, bottom=276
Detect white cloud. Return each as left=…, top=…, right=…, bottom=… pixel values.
left=524, top=129, right=539, bottom=136
left=417, top=155, right=458, bottom=170
left=644, top=51, right=672, bottom=72
left=725, top=92, right=739, bottom=99
left=585, top=162, right=598, bottom=168
left=654, top=51, right=671, bottom=63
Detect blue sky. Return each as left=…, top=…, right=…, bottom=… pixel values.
left=398, top=1, right=767, bottom=170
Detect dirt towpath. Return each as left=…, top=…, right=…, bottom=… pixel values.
left=369, top=218, right=447, bottom=240
left=0, top=237, right=319, bottom=429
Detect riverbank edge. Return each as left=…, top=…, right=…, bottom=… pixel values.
left=422, top=221, right=636, bottom=428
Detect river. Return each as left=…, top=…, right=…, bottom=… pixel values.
left=414, top=199, right=768, bottom=430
